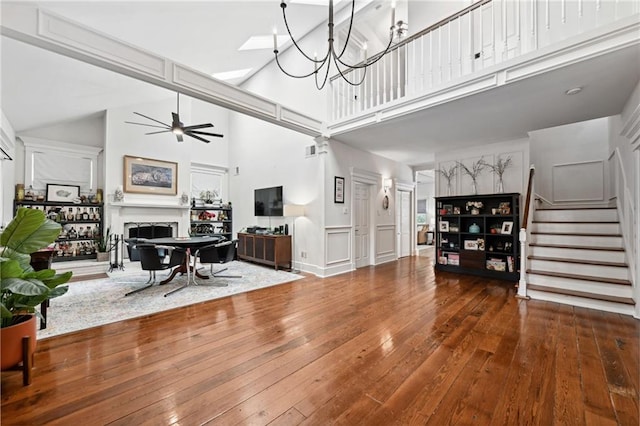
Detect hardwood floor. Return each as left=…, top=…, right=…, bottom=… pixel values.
left=2, top=255, right=638, bottom=425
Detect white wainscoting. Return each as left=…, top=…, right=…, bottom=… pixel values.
left=552, top=160, right=604, bottom=203
left=375, top=224, right=397, bottom=265
left=322, top=226, right=353, bottom=277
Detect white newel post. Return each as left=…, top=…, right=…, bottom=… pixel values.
left=517, top=227, right=528, bottom=298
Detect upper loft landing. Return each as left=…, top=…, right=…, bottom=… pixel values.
left=326, top=0, right=640, bottom=138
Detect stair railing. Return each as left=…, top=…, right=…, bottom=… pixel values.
left=517, top=165, right=535, bottom=299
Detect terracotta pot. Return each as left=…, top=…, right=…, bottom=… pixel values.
left=1, top=315, right=37, bottom=370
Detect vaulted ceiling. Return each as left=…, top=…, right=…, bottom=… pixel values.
left=2, top=1, right=639, bottom=167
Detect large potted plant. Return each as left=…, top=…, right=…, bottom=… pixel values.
left=1, top=207, right=72, bottom=374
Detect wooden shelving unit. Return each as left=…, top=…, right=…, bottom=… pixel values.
left=14, top=200, right=104, bottom=262
left=434, top=193, right=520, bottom=281
left=189, top=206, right=232, bottom=240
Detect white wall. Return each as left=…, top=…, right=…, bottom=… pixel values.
left=0, top=110, right=16, bottom=228
left=227, top=111, right=322, bottom=272
left=610, top=79, right=640, bottom=318
left=18, top=113, right=105, bottom=148
left=530, top=118, right=610, bottom=205
left=435, top=138, right=530, bottom=199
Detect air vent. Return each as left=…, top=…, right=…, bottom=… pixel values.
left=305, top=145, right=316, bottom=157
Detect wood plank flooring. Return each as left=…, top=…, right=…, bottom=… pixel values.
left=2, top=254, right=638, bottom=425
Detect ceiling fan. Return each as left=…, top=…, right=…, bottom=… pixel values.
left=125, top=93, right=223, bottom=143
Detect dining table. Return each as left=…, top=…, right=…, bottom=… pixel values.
left=146, top=235, right=224, bottom=295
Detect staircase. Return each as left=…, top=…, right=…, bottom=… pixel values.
left=527, top=206, right=635, bottom=315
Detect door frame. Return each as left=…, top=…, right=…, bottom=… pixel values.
left=350, top=167, right=380, bottom=270
left=394, top=180, right=416, bottom=257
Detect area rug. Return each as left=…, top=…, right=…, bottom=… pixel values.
left=38, top=261, right=302, bottom=339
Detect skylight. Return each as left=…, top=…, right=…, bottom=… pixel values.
left=212, top=68, right=252, bottom=81
left=290, top=0, right=344, bottom=5
left=239, top=35, right=289, bottom=51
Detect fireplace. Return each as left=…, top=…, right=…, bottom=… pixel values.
left=108, top=203, right=191, bottom=259
left=126, top=222, right=176, bottom=239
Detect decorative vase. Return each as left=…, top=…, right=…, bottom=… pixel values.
left=114, top=186, right=124, bottom=202
left=471, top=208, right=480, bottom=215
left=1, top=315, right=37, bottom=371
left=471, top=180, right=478, bottom=195
left=496, top=177, right=504, bottom=193
left=446, top=182, right=453, bottom=196
left=469, top=223, right=480, bottom=234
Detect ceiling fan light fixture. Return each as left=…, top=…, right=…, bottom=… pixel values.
left=125, top=93, right=224, bottom=143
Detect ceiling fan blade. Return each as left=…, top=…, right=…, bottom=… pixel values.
left=145, top=130, right=171, bottom=135
left=125, top=121, right=170, bottom=130
left=185, top=132, right=210, bottom=143
left=183, top=123, right=214, bottom=131
left=171, top=112, right=182, bottom=126
left=133, top=112, right=169, bottom=127
left=176, top=134, right=184, bottom=142
left=188, top=130, right=224, bottom=137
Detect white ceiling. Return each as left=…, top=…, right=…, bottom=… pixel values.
left=2, top=1, right=639, bottom=168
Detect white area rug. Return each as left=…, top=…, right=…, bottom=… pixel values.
left=38, top=261, right=302, bottom=339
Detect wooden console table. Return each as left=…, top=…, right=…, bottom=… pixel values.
left=237, top=233, right=291, bottom=270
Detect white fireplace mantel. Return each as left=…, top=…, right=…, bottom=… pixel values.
left=108, top=202, right=190, bottom=237
left=110, top=202, right=190, bottom=210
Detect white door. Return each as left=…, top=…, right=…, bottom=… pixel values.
left=354, top=182, right=370, bottom=268
left=399, top=190, right=411, bottom=257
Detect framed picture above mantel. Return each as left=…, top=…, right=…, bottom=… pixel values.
left=123, top=155, right=177, bottom=195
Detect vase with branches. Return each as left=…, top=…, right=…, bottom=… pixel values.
left=457, top=158, right=486, bottom=195
left=436, top=164, right=457, bottom=196
left=485, top=156, right=512, bottom=193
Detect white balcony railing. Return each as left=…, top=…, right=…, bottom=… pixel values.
left=330, top=0, right=639, bottom=122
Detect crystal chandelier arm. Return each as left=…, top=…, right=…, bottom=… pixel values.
left=281, top=2, right=323, bottom=64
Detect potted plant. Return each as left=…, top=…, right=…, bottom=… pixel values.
left=95, top=226, right=113, bottom=262
left=1, top=207, right=72, bottom=374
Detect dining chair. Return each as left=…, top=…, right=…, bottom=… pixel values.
left=125, top=244, right=186, bottom=296
left=193, top=240, right=241, bottom=286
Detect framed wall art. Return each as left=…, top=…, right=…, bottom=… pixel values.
left=123, top=155, right=177, bottom=195
left=334, top=176, right=345, bottom=203
left=46, top=184, right=80, bottom=202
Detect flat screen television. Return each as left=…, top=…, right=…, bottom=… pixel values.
left=254, top=186, right=283, bottom=217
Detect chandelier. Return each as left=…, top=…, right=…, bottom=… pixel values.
left=274, top=0, right=402, bottom=90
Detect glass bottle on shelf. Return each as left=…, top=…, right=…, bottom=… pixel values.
left=82, top=207, right=89, bottom=220
left=66, top=208, right=74, bottom=221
